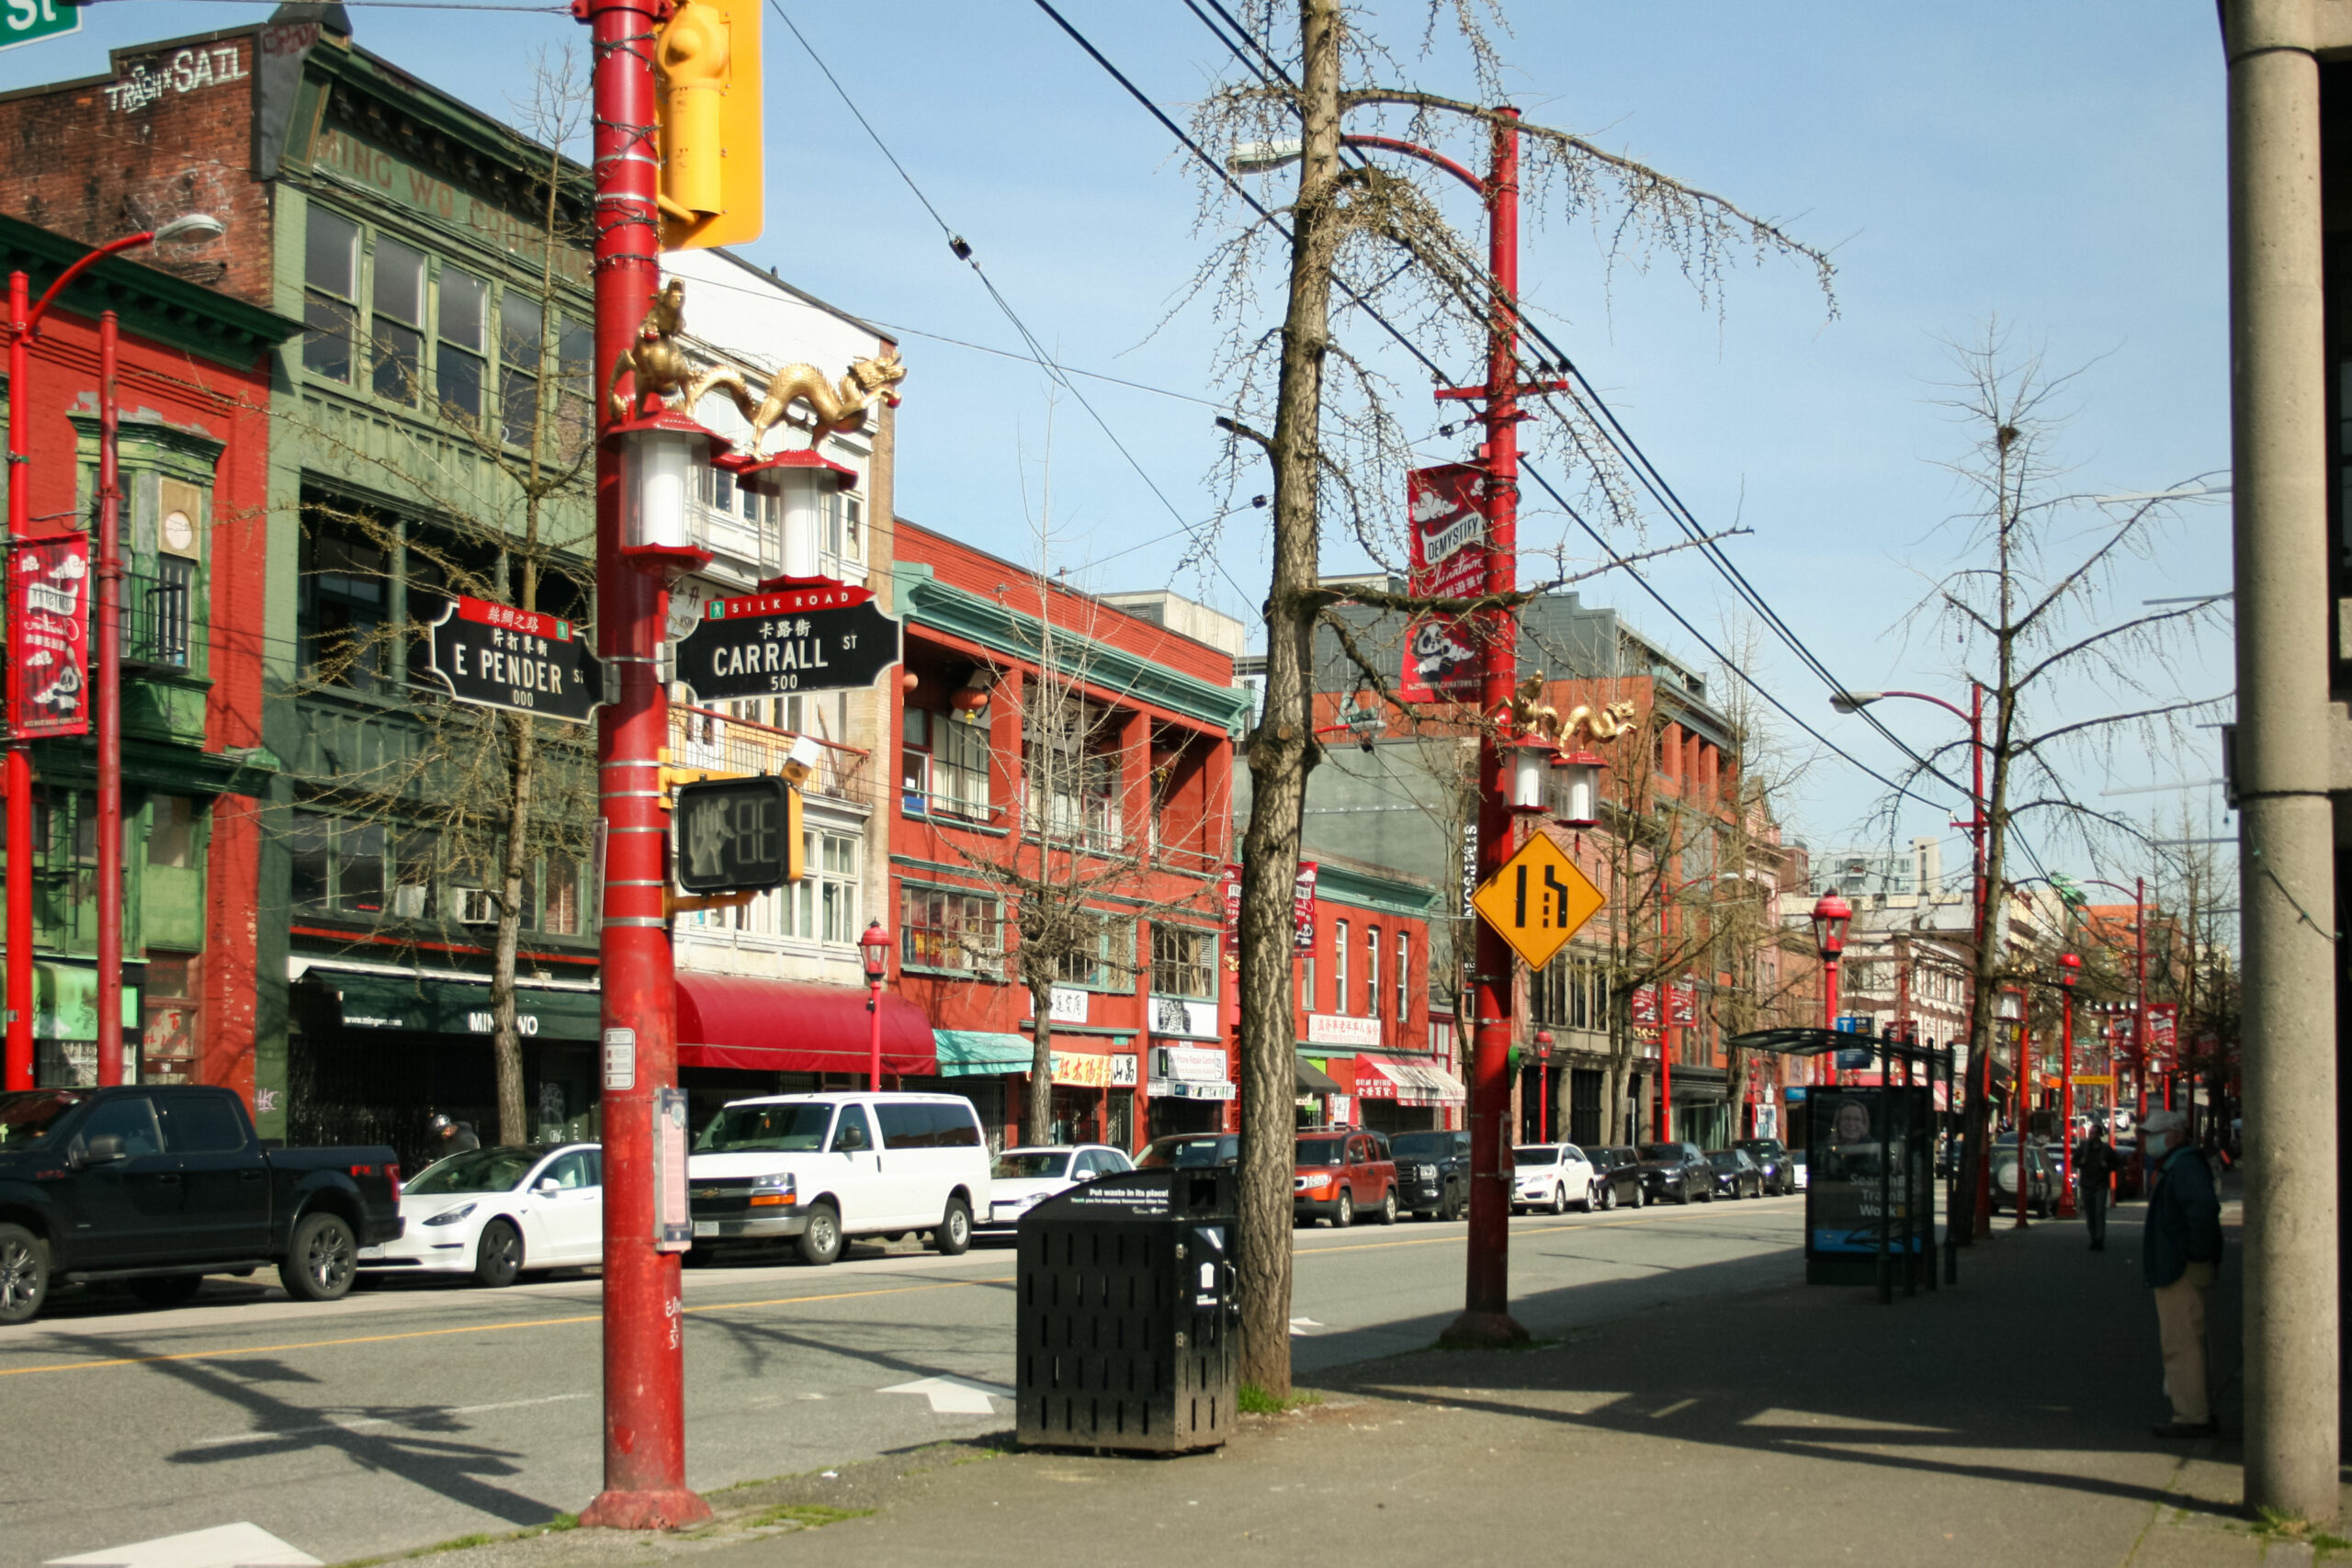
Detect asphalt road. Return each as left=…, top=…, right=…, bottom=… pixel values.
left=5, top=1190, right=1810, bottom=1565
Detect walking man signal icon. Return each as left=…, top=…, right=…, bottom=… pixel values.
left=1474, top=831, right=1604, bottom=970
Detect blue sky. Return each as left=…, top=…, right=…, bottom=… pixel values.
left=5, top=1, right=2239, bottom=877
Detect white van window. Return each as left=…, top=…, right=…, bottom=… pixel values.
left=696, top=1101, right=835, bottom=1153
left=874, top=1101, right=933, bottom=1149
left=932, top=1102, right=981, bottom=1147
left=830, top=1105, right=876, bottom=1153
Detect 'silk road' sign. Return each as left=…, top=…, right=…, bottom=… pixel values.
left=672, top=582, right=899, bottom=703
left=424, top=594, right=604, bottom=723
left=1470, top=830, right=1604, bottom=970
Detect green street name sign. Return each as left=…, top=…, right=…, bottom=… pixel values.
left=0, top=0, right=79, bottom=53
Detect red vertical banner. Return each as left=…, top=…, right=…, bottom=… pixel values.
left=1667, top=982, right=1697, bottom=1028
left=1398, top=464, right=1489, bottom=703
left=1220, top=863, right=1242, bottom=974
left=1293, top=860, right=1318, bottom=951
left=1630, top=984, right=1661, bottom=1035
left=10, top=534, right=90, bottom=738
left=2145, top=1002, right=2178, bottom=1067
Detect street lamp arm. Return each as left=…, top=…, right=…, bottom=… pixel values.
left=25, top=232, right=157, bottom=334
left=1845, top=689, right=1975, bottom=728
left=1340, top=132, right=1486, bottom=196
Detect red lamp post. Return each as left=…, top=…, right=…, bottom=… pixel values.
left=1532, top=1029, right=1555, bottom=1142
left=3, top=215, right=222, bottom=1091
left=1811, top=892, right=1852, bottom=1086
left=2055, top=952, right=2080, bottom=1217
left=859, top=920, right=891, bottom=1091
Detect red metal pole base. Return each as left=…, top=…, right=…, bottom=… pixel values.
left=1438, top=1307, right=1530, bottom=1349
left=581, top=1489, right=712, bottom=1532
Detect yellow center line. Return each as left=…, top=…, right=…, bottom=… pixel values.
left=0, top=1273, right=1018, bottom=1379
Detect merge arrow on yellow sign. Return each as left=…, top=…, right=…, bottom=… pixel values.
left=1471, top=831, right=1604, bottom=970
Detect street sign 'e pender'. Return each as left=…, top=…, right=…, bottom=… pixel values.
left=423, top=594, right=604, bottom=723
left=671, top=582, right=900, bottom=703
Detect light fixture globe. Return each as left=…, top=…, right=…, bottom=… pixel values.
left=1549, top=749, right=1604, bottom=829
left=605, top=407, right=729, bottom=579
left=1810, top=891, right=1853, bottom=961
left=1508, top=737, right=1555, bottom=813
left=727, top=448, right=858, bottom=588
left=153, top=213, right=226, bottom=245
left=857, top=919, right=891, bottom=984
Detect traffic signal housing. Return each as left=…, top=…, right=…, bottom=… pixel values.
left=673, top=774, right=802, bottom=894
left=654, top=0, right=762, bottom=252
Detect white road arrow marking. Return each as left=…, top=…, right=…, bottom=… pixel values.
left=49, top=1522, right=322, bottom=1568
left=1289, top=1316, right=1326, bottom=1337
left=878, top=1376, right=1012, bottom=1416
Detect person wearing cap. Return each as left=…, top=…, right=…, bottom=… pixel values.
left=430, top=1112, right=481, bottom=1156
left=2142, top=1108, right=2222, bottom=1438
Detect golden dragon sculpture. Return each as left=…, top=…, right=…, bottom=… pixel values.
left=1509, top=674, right=1640, bottom=746
left=606, top=278, right=910, bottom=455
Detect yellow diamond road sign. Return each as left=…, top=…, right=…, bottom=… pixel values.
left=1472, top=832, right=1604, bottom=970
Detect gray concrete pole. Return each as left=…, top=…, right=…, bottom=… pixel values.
left=2226, top=0, right=2340, bottom=1524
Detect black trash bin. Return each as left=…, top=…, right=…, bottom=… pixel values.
left=1015, top=1165, right=1238, bottom=1453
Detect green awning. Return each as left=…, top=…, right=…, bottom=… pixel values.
left=313, top=970, right=603, bottom=1042
left=34, top=963, right=139, bottom=1039
left=933, top=1030, right=1036, bottom=1077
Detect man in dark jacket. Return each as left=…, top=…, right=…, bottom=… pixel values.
left=430, top=1113, right=481, bottom=1156
left=2142, top=1109, right=2222, bottom=1438
left=2075, top=1126, right=2119, bottom=1251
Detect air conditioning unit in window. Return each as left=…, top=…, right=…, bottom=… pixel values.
left=391, top=883, right=431, bottom=919
left=455, top=887, right=499, bottom=926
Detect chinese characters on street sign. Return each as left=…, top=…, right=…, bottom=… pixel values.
left=423, top=594, right=603, bottom=723
left=671, top=582, right=899, bottom=702
left=1398, top=464, right=1488, bottom=704
left=1470, top=830, right=1604, bottom=970
left=8, top=534, right=88, bottom=738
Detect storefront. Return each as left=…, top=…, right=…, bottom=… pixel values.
left=1296, top=1054, right=1348, bottom=1126
left=31, top=960, right=144, bottom=1088
left=673, top=974, right=937, bottom=1132
left=1353, top=1053, right=1466, bottom=1134
left=1148, top=1042, right=1234, bottom=1138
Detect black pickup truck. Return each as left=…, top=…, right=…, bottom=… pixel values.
left=0, top=1084, right=404, bottom=1324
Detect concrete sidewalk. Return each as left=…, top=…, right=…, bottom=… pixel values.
left=382, top=1190, right=2335, bottom=1568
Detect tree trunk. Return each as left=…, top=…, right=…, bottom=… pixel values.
left=490, top=709, right=537, bottom=1144
left=1233, top=0, right=1343, bottom=1401
left=1030, top=977, right=1056, bottom=1144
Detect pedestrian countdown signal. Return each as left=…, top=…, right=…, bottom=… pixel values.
left=1470, top=831, right=1603, bottom=970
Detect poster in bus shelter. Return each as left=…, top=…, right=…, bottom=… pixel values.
left=1804, top=1085, right=1935, bottom=1286
left=1398, top=464, right=1488, bottom=703
left=8, top=533, right=89, bottom=738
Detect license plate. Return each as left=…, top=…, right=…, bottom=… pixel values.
left=692, top=1221, right=718, bottom=1238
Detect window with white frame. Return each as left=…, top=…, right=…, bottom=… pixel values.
left=1395, top=931, right=1408, bottom=1021
left=901, top=883, right=999, bottom=975
left=680, top=826, right=859, bottom=944
left=1332, top=919, right=1350, bottom=1015
left=1151, top=924, right=1216, bottom=1000
left=902, top=705, right=990, bottom=819
left=1365, top=925, right=1381, bottom=1018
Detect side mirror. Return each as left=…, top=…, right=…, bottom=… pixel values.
left=835, top=1123, right=868, bottom=1152
left=83, top=1134, right=125, bottom=1165
left=536, top=1179, right=562, bottom=1198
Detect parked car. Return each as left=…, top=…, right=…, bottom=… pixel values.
left=359, top=1143, right=601, bottom=1285
left=1732, top=1137, right=1796, bottom=1195
left=981, top=1144, right=1133, bottom=1230
left=1635, top=1141, right=1714, bottom=1204
left=0, top=1084, right=404, bottom=1324
left=1294, top=1129, right=1397, bottom=1227
left=1137, top=1132, right=1238, bottom=1169
left=1388, top=1129, right=1470, bottom=1220
left=685, top=1093, right=990, bottom=1266
left=1790, top=1147, right=1811, bottom=1190
left=1989, top=1134, right=2059, bottom=1217
left=1704, top=1148, right=1765, bottom=1200
left=1510, top=1143, right=1600, bottom=1213
left=1588, top=1145, right=1646, bottom=1209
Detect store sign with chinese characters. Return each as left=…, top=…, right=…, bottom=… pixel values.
left=1048, top=1050, right=1114, bottom=1089
left=8, top=533, right=88, bottom=738
left=1306, top=1013, right=1381, bottom=1048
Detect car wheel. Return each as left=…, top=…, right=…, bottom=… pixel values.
left=797, top=1201, right=843, bottom=1266
left=1378, top=1188, right=1398, bottom=1225
left=0, top=1224, right=49, bottom=1325
left=1548, top=1184, right=1568, bottom=1216
left=280, top=1211, right=357, bottom=1303
left=130, top=1274, right=205, bottom=1309
left=1444, top=1189, right=1465, bottom=1222
left=473, top=1219, right=524, bottom=1287
left=1332, top=1190, right=1354, bottom=1228
left=1600, top=1182, right=1617, bottom=1212
left=1631, top=1183, right=1645, bottom=1209
left=933, top=1197, right=973, bottom=1256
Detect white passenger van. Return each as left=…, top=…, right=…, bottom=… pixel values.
left=684, top=1092, right=992, bottom=1266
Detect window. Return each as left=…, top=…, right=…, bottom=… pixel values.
left=391, top=828, right=438, bottom=919
left=822, top=487, right=864, bottom=572
left=556, top=313, right=594, bottom=459
left=1057, top=914, right=1133, bottom=989
left=1396, top=931, right=1409, bottom=1021
left=902, top=706, right=989, bottom=819
left=1332, top=919, right=1350, bottom=1015
left=162, top=1094, right=246, bottom=1154
left=901, top=885, right=998, bottom=974
left=370, top=236, right=426, bottom=404
left=299, top=519, right=389, bottom=691
left=1023, top=694, right=1123, bottom=852
left=147, top=795, right=197, bottom=869
left=1366, top=925, right=1381, bottom=1017
left=678, top=828, right=856, bottom=945
left=289, top=810, right=388, bottom=915
left=500, top=292, right=543, bottom=448
left=543, top=850, right=583, bottom=936
left=437, top=267, right=487, bottom=421
left=303, top=209, right=359, bottom=382
left=1303, top=953, right=1317, bottom=1014
left=1152, top=925, right=1215, bottom=1000
left=82, top=1096, right=163, bottom=1156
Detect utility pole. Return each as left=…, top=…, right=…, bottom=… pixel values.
left=577, top=0, right=707, bottom=1529
left=2225, top=0, right=2339, bottom=1525
left=95, top=311, right=122, bottom=1086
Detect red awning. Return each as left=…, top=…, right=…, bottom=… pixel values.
left=675, top=975, right=937, bottom=1077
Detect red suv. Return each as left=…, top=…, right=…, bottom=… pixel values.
left=1294, top=1128, right=1398, bottom=1227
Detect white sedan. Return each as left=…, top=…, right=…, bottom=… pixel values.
left=358, top=1143, right=604, bottom=1285
left=981, top=1144, right=1135, bottom=1229
left=1511, top=1143, right=1600, bottom=1213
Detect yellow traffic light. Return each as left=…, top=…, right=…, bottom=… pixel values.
left=655, top=0, right=762, bottom=252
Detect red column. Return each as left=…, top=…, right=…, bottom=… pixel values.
left=1450, top=107, right=1526, bottom=1348
left=6, top=269, right=32, bottom=1090
left=2057, top=980, right=2076, bottom=1217
left=96, top=311, right=122, bottom=1085
left=579, top=0, right=707, bottom=1530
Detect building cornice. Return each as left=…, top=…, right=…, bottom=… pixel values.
left=0, top=216, right=299, bottom=369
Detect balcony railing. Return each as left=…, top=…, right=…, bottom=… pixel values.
left=123, top=560, right=195, bottom=669
left=670, top=704, right=871, bottom=806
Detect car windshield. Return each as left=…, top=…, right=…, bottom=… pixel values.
left=1736, top=1141, right=1775, bottom=1155
left=0, top=1089, right=81, bottom=1146
left=993, top=1152, right=1071, bottom=1180
left=1638, top=1144, right=1684, bottom=1161
left=1511, top=1145, right=1558, bottom=1166
left=1389, top=1133, right=1457, bottom=1160
left=695, top=1102, right=835, bottom=1153
left=1707, top=1153, right=1740, bottom=1168
left=408, top=1146, right=547, bottom=1194
left=1140, top=1134, right=1236, bottom=1168
left=1295, top=1138, right=1347, bottom=1166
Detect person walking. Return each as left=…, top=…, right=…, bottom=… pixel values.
left=2076, top=1125, right=2118, bottom=1251
left=2142, top=1108, right=2223, bottom=1438
left=429, top=1112, right=481, bottom=1156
